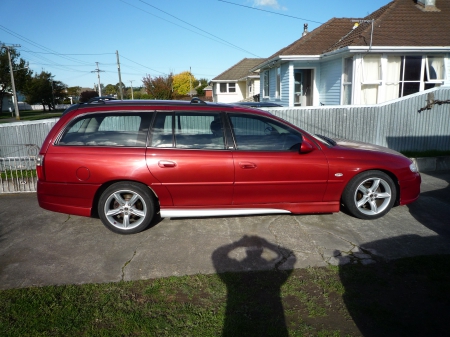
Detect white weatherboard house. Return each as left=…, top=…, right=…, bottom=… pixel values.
left=211, top=58, right=264, bottom=103
left=252, top=0, right=450, bottom=107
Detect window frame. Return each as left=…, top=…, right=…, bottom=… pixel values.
left=263, top=70, right=270, bottom=98
left=150, top=111, right=229, bottom=150
left=56, top=112, right=150, bottom=147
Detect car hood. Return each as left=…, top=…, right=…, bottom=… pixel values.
left=332, top=138, right=407, bottom=157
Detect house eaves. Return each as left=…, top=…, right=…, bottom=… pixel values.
left=321, top=45, right=450, bottom=58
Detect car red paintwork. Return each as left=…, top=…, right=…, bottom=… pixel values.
left=36, top=99, right=421, bottom=234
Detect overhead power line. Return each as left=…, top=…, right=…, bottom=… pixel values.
left=119, top=0, right=261, bottom=57
left=217, top=0, right=324, bottom=24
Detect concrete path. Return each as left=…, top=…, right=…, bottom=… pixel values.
left=1, top=172, right=449, bottom=290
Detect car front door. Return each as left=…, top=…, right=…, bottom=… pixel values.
left=228, top=113, right=329, bottom=205
left=146, top=111, right=234, bottom=206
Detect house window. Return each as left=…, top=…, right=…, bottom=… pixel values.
left=276, top=67, right=281, bottom=98
left=384, top=55, right=445, bottom=100
left=342, top=57, right=353, bottom=105
left=264, top=71, right=270, bottom=97
left=361, top=55, right=381, bottom=104
left=425, top=55, right=445, bottom=89
left=219, top=82, right=236, bottom=93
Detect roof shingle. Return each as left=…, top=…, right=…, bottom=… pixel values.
left=212, top=58, right=264, bottom=81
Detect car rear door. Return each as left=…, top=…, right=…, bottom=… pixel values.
left=146, top=111, right=234, bottom=206
left=227, top=113, right=329, bottom=205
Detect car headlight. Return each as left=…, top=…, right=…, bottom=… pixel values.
left=409, top=163, right=418, bottom=173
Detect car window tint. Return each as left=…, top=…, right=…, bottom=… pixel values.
left=58, top=113, right=148, bottom=147
left=151, top=112, right=174, bottom=148
left=151, top=112, right=225, bottom=150
left=229, top=113, right=302, bottom=151
left=175, top=112, right=225, bottom=149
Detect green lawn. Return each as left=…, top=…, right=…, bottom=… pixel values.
left=0, top=110, right=63, bottom=123
left=1, top=255, right=449, bottom=336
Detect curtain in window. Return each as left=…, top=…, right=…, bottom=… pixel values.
left=385, top=56, right=401, bottom=101
left=427, top=56, right=444, bottom=80
left=361, top=55, right=381, bottom=104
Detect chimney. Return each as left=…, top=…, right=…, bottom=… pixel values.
left=417, top=0, right=439, bottom=11
left=302, top=23, right=308, bottom=37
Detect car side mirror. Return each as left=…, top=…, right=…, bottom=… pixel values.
left=299, top=139, right=314, bottom=154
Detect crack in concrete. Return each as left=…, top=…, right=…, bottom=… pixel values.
left=120, top=231, right=153, bottom=281
left=121, top=250, right=137, bottom=281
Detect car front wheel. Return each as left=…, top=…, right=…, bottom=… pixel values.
left=98, top=182, right=155, bottom=234
left=342, top=170, right=396, bottom=220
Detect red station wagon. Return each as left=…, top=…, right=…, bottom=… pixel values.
left=36, top=98, right=421, bottom=234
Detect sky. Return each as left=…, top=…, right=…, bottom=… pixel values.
left=1, top=0, right=392, bottom=89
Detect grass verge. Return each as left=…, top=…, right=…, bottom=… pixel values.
left=0, top=110, right=63, bottom=123
left=1, top=254, right=449, bottom=336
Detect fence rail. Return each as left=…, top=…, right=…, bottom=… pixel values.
left=0, top=147, right=38, bottom=193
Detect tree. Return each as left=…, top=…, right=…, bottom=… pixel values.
left=104, top=84, right=117, bottom=96
left=79, top=90, right=99, bottom=103
left=23, top=71, right=66, bottom=111
left=142, top=73, right=173, bottom=100
left=172, top=71, right=196, bottom=96
left=196, top=78, right=209, bottom=96
left=0, top=45, right=33, bottom=113
left=66, top=86, right=82, bottom=103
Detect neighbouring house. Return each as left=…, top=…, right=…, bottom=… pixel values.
left=204, top=85, right=213, bottom=99
left=211, top=58, right=264, bottom=103
left=252, top=0, right=450, bottom=107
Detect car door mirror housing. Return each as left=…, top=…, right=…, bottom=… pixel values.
left=299, top=139, right=314, bottom=154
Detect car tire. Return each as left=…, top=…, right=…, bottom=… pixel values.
left=98, top=182, right=155, bottom=234
left=342, top=170, right=396, bottom=220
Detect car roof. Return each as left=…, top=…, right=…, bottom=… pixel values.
left=62, top=97, right=246, bottom=116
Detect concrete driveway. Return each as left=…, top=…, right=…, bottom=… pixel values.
left=1, top=171, right=450, bottom=290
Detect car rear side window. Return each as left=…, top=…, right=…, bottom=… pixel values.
left=58, top=113, right=150, bottom=147
left=151, top=112, right=225, bottom=150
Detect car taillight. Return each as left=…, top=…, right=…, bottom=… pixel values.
left=36, top=154, right=45, bottom=181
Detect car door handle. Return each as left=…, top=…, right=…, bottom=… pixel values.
left=158, top=160, right=177, bottom=168
left=239, top=161, right=257, bottom=169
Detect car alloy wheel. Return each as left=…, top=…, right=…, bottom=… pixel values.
left=342, top=170, right=396, bottom=220
left=98, top=182, right=154, bottom=234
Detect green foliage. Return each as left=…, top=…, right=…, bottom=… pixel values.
left=79, top=90, right=99, bottom=103
left=142, top=74, right=173, bottom=100
left=172, top=71, right=196, bottom=96
left=22, top=71, right=67, bottom=110
left=0, top=45, right=33, bottom=112
left=104, top=84, right=117, bottom=95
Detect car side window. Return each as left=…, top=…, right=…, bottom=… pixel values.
left=228, top=113, right=302, bottom=151
left=151, top=112, right=225, bottom=150
left=58, top=113, right=149, bottom=147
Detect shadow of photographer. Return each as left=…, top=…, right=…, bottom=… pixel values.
left=212, top=235, right=296, bottom=337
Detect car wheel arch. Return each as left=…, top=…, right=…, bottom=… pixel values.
left=91, top=180, right=160, bottom=218
left=341, top=169, right=401, bottom=207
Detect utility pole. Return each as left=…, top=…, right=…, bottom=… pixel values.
left=116, top=50, right=124, bottom=100
left=50, top=75, right=55, bottom=109
left=91, top=62, right=104, bottom=96
left=129, top=80, right=134, bottom=100
left=1, top=44, right=21, bottom=120
left=189, top=66, right=192, bottom=98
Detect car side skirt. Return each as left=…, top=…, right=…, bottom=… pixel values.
left=160, top=202, right=339, bottom=218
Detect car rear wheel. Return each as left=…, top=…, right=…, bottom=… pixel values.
left=98, top=182, right=155, bottom=234
left=342, top=170, right=396, bottom=220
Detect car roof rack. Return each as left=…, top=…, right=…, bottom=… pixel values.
left=190, top=97, right=207, bottom=105
left=87, top=97, right=118, bottom=104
